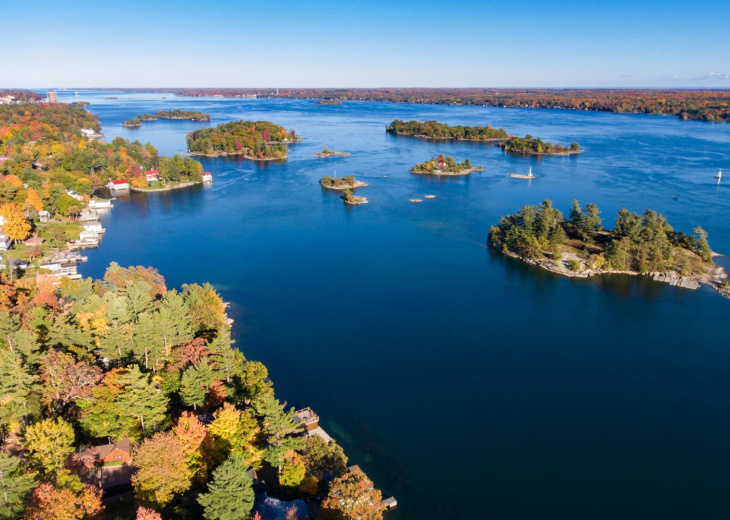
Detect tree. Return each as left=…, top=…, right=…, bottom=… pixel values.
left=568, top=199, right=583, bottom=236
left=693, top=227, right=713, bottom=263
left=136, top=507, right=163, bottom=520
left=0, top=452, right=36, bottom=520
left=613, top=208, right=642, bottom=242
left=281, top=449, right=305, bottom=488
left=22, top=472, right=102, bottom=520
left=321, top=468, right=383, bottom=520
left=0, top=202, right=30, bottom=243
left=174, top=412, right=214, bottom=481
left=581, top=203, right=603, bottom=241
left=39, top=348, right=102, bottom=415
left=208, top=402, right=260, bottom=466
left=77, top=369, right=140, bottom=440
left=117, top=365, right=168, bottom=432
left=197, top=454, right=255, bottom=520
left=132, top=431, right=191, bottom=508
left=0, top=349, right=39, bottom=429
left=303, top=435, right=348, bottom=480
left=25, top=418, right=75, bottom=474
left=26, top=188, right=44, bottom=212
left=255, top=396, right=305, bottom=484
left=180, top=360, right=214, bottom=410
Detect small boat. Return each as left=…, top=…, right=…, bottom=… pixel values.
left=424, top=195, right=436, bottom=199
left=715, top=169, right=722, bottom=180
left=409, top=199, right=423, bottom=203
left=673, top=195, right=678, bottom=200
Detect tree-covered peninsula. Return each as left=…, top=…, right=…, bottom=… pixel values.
left=488, top=200, right=728, bottom=296
left=186, top=120, right=299, bottom=160
left=387, top=119, right=509, bottom=141
left=0, top=264, right=387, bottom=519
left=410, top=155, right=481, bottom=175
left=499, top=135, right=581, bottom=156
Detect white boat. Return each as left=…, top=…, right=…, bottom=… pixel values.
left=715, top=169, right=722, bottom=180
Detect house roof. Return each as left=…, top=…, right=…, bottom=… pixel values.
left=92, top=437, right=132, bottom=459
left=111, top=180, right=128, bottom=185
left=203, top=171, right=212, bottom=176
left=145, top=169, right=159, bottom=174
left=24, top=237, right=44, bottom=246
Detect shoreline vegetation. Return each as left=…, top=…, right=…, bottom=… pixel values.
left=123, top=110, right=210, bottom=128
left=0, top=264, right=388, bottom=520
left=410, top=155, right=484, bottom=176
left=311, top=146, right=351, bottom=158
left=488, top=199, right=729, bottom=299
left=320, top=175, right=367, bottom=190
left=500, top=135, right=581, bottom=156
left=130, top=180, right=201, bottom=193
left=186, top=120, right=299, bottom=160
left=387, top=119, right=509, bottom=141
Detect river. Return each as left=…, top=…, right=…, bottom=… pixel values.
left=61, top=90, right=730, bottom=519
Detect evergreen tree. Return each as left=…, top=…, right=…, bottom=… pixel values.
left=693, top=227, right=713, bottom=263
left=613, top=208, right=642, bottom=242
left=197, top=454, right=255, bottom=520
left=180, top=366, right=207, bottom=410
left=0, top=452, right=36, bottom=520
left=118, top=366, right=168, bottom=432
left=568, top=199, right=583, bottom=236
left=0, top=349, right=38, bottom=429
left=255, top=396, right=304, bottom=483
left=581, top=203, right=603, bottom=241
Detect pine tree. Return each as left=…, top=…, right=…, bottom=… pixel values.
left=197, top=454, right=255, bottom=520
left=568, top=199, right=583, bottom=237
left=0, top=349, right=38, bottom=428
left=255, top=396, right=304, bottom=484
left=0, top=452, right=36, bottom=519
left=118, top=366, right=168, bottom=432
left=180, top=366, right=207, bottom=410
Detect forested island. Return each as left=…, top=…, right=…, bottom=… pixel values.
left=0, top=264, right=387, bottom=519
left=96, top=88, right=730, bottom=122
left=123, top=110, right=210, bottom=128
left=343, top=189, right=368, bottom=205
left=311, top=146, right=351, bottom=158
left=500, top=135, right=581, bottom=156
left=186, top=120, right=299, bottom=160
left=410, top=155, right=482, bottom=175
left=387, top=119, right=509, bottom=141
left=488, top=200, right=728, bottom=297
left=320, top=174, right=367, bottom=190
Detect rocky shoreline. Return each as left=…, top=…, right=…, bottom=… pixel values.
left=493, top=246, right=729, bottom=300
left=311, top=151, right=351, bottom=158
left=321, top=180, right=368, bottom=190
left=410, top=166, right=485, bottom=176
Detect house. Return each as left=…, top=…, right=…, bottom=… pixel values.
left=438, top=161, right=447, bottom=167
left=92, top=437, right=132, bottom=464
left=66, top=190, right=84, bottom=201
left=83, top=221, right=105, bottom=234
left=294, top=407, right=319, bottom=432
left=24, top=236, right=44, bottom=247
left=81, top=128, right=104, bottom=140
left=108, top=180, right=129, bottom=191
left=0, top=229, right=11, bottom=251
left=145, top=169, right=160, bottom=182
left=38, top=210, right=51, bottom=222
left=202, top=171, right=213, bottom=183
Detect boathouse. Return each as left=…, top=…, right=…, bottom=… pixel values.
left=294, top=407, right=320, bottom=432
left=108, top=180, right=129, bottom=191
left=202, top=171, right=213, bottom=183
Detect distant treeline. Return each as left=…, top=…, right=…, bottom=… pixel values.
left=387, top=119, right=509, bottom=140
left=98, top=88, right=730, bottom=123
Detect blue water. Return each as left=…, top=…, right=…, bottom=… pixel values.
left=62, top=90, right=730, bottom=519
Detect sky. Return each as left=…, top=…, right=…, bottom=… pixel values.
left=1, top=0, right=729, bottom=89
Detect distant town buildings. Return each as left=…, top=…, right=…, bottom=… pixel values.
left=47, top=90, right=58, bottom=103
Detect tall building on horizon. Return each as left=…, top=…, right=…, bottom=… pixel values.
left=47, top=90, right=58, bottom=103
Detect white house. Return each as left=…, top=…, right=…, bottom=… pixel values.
left=88, top=199, right=113, bottom=209
left=145, top=170, right=160, bottom=182
left=202, top=171, right=213, bottom=183
left=83, top=221, right=105, bottom=234
left=66, top=190, right=84, bottom=201
left=108, top=180, right=129, bottom=191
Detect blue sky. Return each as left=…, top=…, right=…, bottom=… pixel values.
left=2, top=0, right=729, bottom=88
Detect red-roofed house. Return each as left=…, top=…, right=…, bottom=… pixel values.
left=145, top=170, right=160, bottom=182
left=202, top=172, right=213, bottom=183
left=92, top=437, right=132, bottom=464
left=108, top=179, right=129, bottom=191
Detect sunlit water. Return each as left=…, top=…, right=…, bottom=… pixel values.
left=59, top=90, right=730, bottom=520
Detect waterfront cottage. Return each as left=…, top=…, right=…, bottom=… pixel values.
left=202, top=171, right=213, bottom=183
left=294, top=407, right=320, bottom=432
left=108, top=180, right=129, bottom=191
left=145, top=169, right=160, bottom=182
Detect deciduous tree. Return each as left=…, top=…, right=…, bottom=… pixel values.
left=25, top=418, right=75, bottom=474
left=132, top=431, right=191, bottom=508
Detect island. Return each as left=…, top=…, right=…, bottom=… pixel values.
left=499, top=135, right=581, bottom=156
left=187, top=120, right=300, bottom=160
left=123, top=110, right=210, bottom=128
left=488, top=199, right=729, bottom=298
left=343, top=189, right=368, bottom=205
left=410, top=155, right=483, bottom=176
left=311, top=146, right=351, bottom=158
left=315, top=99, right=342, bottom=105
left=320, top=174, right=367, bottom=190
left=122, top=118, right=142, bottom=127
left=386, top=119, right=509, bottom=141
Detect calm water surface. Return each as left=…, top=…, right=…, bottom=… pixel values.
left=61, top=91, right=730, bottom=520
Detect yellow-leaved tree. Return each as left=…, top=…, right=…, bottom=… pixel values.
left=26, top=188, right=45, bottom=212
left=0, top=202, right=31, bottom=243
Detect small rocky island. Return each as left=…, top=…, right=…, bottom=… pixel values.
left=343, top=189, right=368, bottom=205
left=123, top=110, right=209, bottom=127
left=499, top=135, right=581, bottom=156
left=410, top=155, right=484, bottom=176
left=311, top=146, right=351, bottom=158
left=488, top=199, right=728, bottom=298
left=320, top=174, right=367, bottom=190
left=316, top=99, right=342, bottom=105
left=387, top=119, right=509, bottom=142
